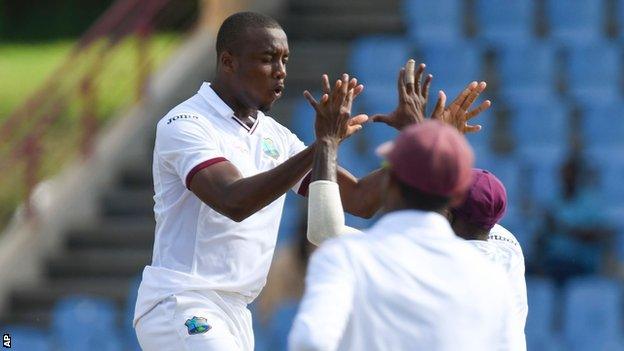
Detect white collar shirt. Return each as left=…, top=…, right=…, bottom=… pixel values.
left=289, top=210, right=520, bottom=351
left=468, top=224, right=528, bottom=349
left=134, top=83, right=307, bottom=325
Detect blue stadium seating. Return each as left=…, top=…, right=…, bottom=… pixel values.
left=508, top=101, right=570, bottom=149
left=124, top=277, right=142, bottom=351
left=403, top=0, right=463, bottom=44
left=546, top=0, right=606, bottom=45
left=616, top=0, right=624, bottom=40
left=2, top=325, right=50, bottom=351
left=52, top=296, right=122, bottom=351
left=516, top=145, right=567, bottom=205
left=419, top=43, right=482, bottom=99
left=584, top=148, right=624, bottom=208
left=359, top=84, right=399, bottom=118
left=349, top=36, right=409, bottom=87
left=496, top=43, right=558, bottom=104
left=278, top=192, right=305, bottom=245
left=339, top=135, right=378, bottom=178
left=565, top=43, right=621, bottom=106
left=525, top=278, right=560, bottom=351
left=290, top=99, right=316, bottom=146
left=563, top=277, right=624, bottom=351
left=581, top=103, right=624, bottom=152
left=476, top=0, right=535, bottom=46
left=265, top=300, right=300, bottom=351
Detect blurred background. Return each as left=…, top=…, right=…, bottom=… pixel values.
left=1, top=0, right=623, bottom=350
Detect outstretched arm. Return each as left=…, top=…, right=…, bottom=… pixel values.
left=190, top=74, right=366, bottom=222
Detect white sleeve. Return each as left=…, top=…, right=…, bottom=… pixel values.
left=289, top=240, right=355, bottom=351
left=306, top=181, right=348, bottom=246
left=155, top=114, right=226, bottom=189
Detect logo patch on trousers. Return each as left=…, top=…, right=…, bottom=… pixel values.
left=185, top=316, right=211, bottom=335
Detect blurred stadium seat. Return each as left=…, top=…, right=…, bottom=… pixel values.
left=496, top=43, right=558, bottom=103
left=349, top=35, right=409, bottom=87
left=52, top=296, right=122, bottom=351
left=290, top=99, right=316, bottom=146
left=585, top=149, right=624, bottom=207
left=278, top=192, right=305, bottom=246
left=516, top=145, right=566, bottom=205
left=403, top=0, right=464, bottom=44
left=565, top=43, right=621, bottom=105
left=508, top=101, right=570, bottom=149
left=581, top=103, right=624, bottom=153
left=525, top=277, right=560, bottom=351
left=419, top=43, right=482, bottom=98
left=2, top=325, right=50, bottom=351
left=562, top=277, right=624, bottom=351
left=475, top=0, right=535, bottom=46
left=124, top=276, right=142, bottom=351
left=546, top=0, right=606, bottom=45
left=359, top=84, right=399, bottom=117
left=266, top=300, right=300, bottom=351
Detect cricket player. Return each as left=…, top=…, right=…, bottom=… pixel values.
left=449, top=169, right=528, bottom=349
left=289, top=120, right=518, bottom=351
left=133, top=12, right=384, bottom=350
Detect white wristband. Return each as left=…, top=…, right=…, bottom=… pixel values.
left=307, top=180, right=346, bottom=246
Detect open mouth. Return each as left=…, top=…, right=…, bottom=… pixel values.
left=273, top=85, right=284, bottom=97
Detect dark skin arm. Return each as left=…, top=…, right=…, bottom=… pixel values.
left=191, top=74, right=367, bottom=222
left=190, top=145, right=316, bottom=222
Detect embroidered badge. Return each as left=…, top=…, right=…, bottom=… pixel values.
left=261, top=138, right=280, bottom=159
left=185, top=316, right=211, bottom=335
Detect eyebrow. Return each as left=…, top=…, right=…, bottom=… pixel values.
left=261, top=47, right=289, bottom=55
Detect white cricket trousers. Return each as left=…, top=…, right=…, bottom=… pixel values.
left=135, top=290, right=254, bottom=351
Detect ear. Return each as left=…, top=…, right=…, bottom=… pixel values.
left=219, top=50, right=237, bottom=73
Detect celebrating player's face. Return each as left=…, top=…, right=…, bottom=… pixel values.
left=233, top=27, right=288, bottom=112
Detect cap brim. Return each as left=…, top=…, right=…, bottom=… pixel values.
left=375, top=141, right=395, bottom=158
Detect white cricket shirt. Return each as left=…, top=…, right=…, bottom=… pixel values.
left=134, top=83, right=307, bottom=325
left=289, top=210, right=519, bottom=351
left=468, top=224, right=528, bottom=349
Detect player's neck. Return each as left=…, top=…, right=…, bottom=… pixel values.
left=211, top=79, right=257, bottom=120
left=462, top=232, right=489, bottom=241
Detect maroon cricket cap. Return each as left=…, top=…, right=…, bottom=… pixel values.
left=451, top=169, right=507, bottom=230
left=377, top=120, right=474, bottom=198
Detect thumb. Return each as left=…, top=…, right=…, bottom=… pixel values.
left=371, top=114, right=391, bottom=124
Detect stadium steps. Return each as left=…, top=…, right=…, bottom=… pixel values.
left=46, top=248, right=152, bottom=279
left=282, top=0, right=403, bottom=40
left=101, top=188, right=154, bottom=216
left=66, top=218, right=154, bottom=250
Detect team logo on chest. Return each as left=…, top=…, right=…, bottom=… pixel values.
left=261, top=138, right=280, bottom=159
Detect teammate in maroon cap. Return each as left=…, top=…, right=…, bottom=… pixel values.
left=449, top=169, right=528, bottom=349
left=289, top=118, right=519, bottom=350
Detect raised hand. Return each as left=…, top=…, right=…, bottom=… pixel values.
left=371, top=60, right=432, bottom=130
left=304, top=74, right=368, bottom=142
left=430, top=81, right=491, bottom=134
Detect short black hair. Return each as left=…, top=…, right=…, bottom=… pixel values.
left=394, top=174, right=452, bottom=212
left=216, top=12, right=282, bottom=56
